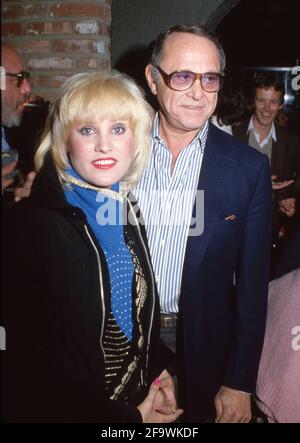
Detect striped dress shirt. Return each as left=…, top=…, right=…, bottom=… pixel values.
left=133, top=114, right=208, bottom=313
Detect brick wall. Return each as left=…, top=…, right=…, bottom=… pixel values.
left=2, top=0, right=112, bottom=101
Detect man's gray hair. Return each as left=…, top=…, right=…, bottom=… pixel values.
left=150, top=24, right=226, bottom=74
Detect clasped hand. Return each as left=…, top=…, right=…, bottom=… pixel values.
left=137, top=369, right=183, bottom=423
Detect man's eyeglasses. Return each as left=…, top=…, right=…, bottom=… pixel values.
left=5, top=70, right=30, bottom=87
left=155, top=66, right=224, bottom=93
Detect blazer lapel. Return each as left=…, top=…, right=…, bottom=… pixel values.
left=271, top=125, right=286, bottom=174
left=232, top=118, right=249, bottom=144
left=183, top=129, right=237, bottom=280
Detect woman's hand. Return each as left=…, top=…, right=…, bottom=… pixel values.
left=137, top=377, right=183, bottom=423
left=153, top=369, right=178, bottom=415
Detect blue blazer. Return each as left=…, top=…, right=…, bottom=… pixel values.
left=179, top=123, right=273, bottom=422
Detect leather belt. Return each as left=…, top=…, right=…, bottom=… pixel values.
left=160, top=313, right=178, bottom=328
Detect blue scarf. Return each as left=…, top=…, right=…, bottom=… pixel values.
left=64, top=165, right=134, bottom=341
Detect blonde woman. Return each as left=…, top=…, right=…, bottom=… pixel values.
left=3, top=72, right=182, bottom=423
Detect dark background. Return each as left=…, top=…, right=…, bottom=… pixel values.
left=216, top=0, right=299, bottom=67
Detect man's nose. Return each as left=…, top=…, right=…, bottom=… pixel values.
left=188, top=79, right=204, bottom=100
left=20, top=78, right=31, bottom=96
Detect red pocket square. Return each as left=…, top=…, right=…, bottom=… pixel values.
left=224, top=214, right=236, bottom=221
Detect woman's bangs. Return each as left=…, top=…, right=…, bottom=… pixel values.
left=70, top=83, right=139, bottom=127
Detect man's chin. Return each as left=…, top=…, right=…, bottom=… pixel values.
left=259, top=118, right=273, bottom=127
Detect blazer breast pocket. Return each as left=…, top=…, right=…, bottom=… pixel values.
left=219, top=213, right=245, bottom=224
left=214, top=214, right=245, bottom=237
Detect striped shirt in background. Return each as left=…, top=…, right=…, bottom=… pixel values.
left=133, top=114, right=208, bottom=314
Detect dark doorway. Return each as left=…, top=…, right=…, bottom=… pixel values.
left=216, top=0, right=300, bottom=67
left=216, top=0, right=300, bottom=132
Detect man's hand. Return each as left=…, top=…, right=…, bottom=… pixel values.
left=214, top=385, right=251, bottom=423
left=2, top=162, right=17, bottom=194
left=271, top=175, right=294, bottom=191
left=278, top=197, right=296, bottom=218
left=137, top=378, right=183, bottom=423
left=14, top=171, right=36, bottom=202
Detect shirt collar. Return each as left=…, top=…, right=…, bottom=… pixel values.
left=247, top=116, right=277, bottom=143
left=151, top=112, right=208, bottom=149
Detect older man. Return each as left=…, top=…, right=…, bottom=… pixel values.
left=4, top=28, right=273, bottom=423
left=1, top=43, right=35, bottom=198
left=133, top=25, right=272, bottom=423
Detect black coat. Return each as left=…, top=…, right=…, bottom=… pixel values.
left=2, top=155, right=168, bottom=423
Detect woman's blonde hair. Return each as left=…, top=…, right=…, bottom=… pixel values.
left=34, top=71, right=154, bottom=189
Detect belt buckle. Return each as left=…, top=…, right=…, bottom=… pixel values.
left=161, top=313, right=177, bottom=328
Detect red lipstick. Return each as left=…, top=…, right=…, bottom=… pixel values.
left=91, top=157, right=117, bottom=170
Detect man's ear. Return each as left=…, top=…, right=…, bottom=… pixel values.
left=145, top=64, right=157, bottom=95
